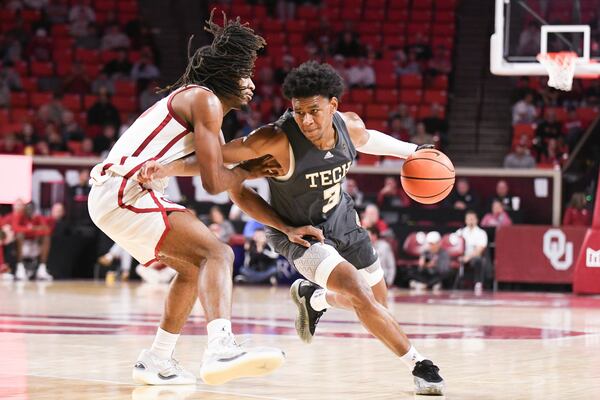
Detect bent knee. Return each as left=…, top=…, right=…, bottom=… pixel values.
left=206, top=242, right=234, bottom=265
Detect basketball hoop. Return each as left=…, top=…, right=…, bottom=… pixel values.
left=536, top=51, right=578, bottom=91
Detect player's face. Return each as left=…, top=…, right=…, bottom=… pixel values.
left=238, top=76, right=255, bottom=106
left=291, top=96, right=337, bottom=143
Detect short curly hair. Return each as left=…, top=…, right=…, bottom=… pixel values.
left=282, top=61, right=345, bottom=100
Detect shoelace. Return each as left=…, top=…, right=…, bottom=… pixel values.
left=157, top=358, right=184, bottom=377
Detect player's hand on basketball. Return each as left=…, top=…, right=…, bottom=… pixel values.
left=238, top=155, right=283, bottom=179
left=284, top=225, right=325, bottom=248
left=415, top=144, right=435, bottom=151
left=137, top=160, right=166, bottom=184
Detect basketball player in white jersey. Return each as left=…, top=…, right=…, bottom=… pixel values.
left=88, top=12, right=320, bottom=386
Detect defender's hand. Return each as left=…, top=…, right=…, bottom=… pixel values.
left=138, top=160, right=167, bottom=184
left=284, top=226, right=325, bottom=248
left=237, top=155, right=284, bottom=180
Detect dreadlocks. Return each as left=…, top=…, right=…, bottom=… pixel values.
left=162, top=9, right=266, bottom=102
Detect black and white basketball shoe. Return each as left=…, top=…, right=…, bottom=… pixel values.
left=290, top=279, right=326, bottom=343
left=412, top=359, right=445, bottom=395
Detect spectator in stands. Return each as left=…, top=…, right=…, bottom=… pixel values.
left=503, top=143, right=536, bottom=168
left=344, top=178, right=364, bottom=208
left=361, top=203, right=389, bottom=235
left=411, top=122, right=434, bottom=146
left=102, top=49, right=132, bottom=80
left=405, top=32, right=432, bottom=61
left=334, top=30, right=364, bottom=58
left=139, top=80, right=163, bottom=111
left=18, top=123, right=39, bottom=148
left=367, top=226, right=396, bottom=287
left=35, top=140, right=50, bottom=155
left=481, top=200, right=513, bottom=228
left=235, top=229, right=279, bottom=284
left=26, top=28, right=52, bottom=61
left=388, top=116, right=410, bottom=141
left=0, top=134, right=24, bottom=154
left=512, top=92, right=537, bottom=124
left=62, top=61, right=91, bottom=95
left=563, top=192, right=592, bottom=226
left=131, top=52, right=160, bottom=90
left=8, top=200, right=53, bottom=281
left=46, top=123, right=67, bottom=153
left=538, top=137, right=567, bottom=167
left=46, top=0, right=69, bottom=24
left=332, top=55, right=349, bottom=83
left=6, top=15, right=29, bottom=47
left=38, top=92, right=66, bottom=125
left=563, top=108, right=584, bottom=150
left=0, top=75, right=9, bottom=108
left=68, top=169, right=92, bottom=224
left=76, top=137, right=95, bottom=156
left=456, top=210, right=488, bottom=295
left=395, top=51, right=421, bottom=75
left=101, top=23, right=131, bottom=50
left=422, top=104, right=448, bottom=146
left=0, top=61, right=23, bottom=91
left=535, top=108, right=562, bottom=152
left=409, top=231, right=450, bottom=292
left=69, top=0, right=96, bottom=38
left=377, top=176, right=411, bottom=209
left=87, top=86, right=120, bottom=131
left=93, top=124, right=117, bottom=155
left=209, top=206, right=235, bottom=243
left=489, top=179, right=519, bottom=212
left=91, top=72, right=115, bottom=96
left=347, top=57, right=375, bottom=88
left=75, top=23, right=101, bottom=50
left=425, top=45, right=452, bottom=77
left=274, top=54, right=294, bottom=85
left=61, top=111, right=84, bottom=142
left=97, top=242, right=132, bottom=281
left=517, top=22, right=540, bottom=56
left=446, top=178, right=479, bottom=211
left=584, top=79, right=600, bottom=105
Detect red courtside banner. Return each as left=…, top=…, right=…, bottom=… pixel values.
left=573, top=168, right=600, bottom=294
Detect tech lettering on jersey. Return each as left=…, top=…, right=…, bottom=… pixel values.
left=305, top=161, right=352, bottom=188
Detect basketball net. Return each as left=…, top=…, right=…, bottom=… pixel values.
left=536, top=51, right=578, bottom=91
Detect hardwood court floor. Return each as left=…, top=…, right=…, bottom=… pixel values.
left=1, top=281, right=600, bottom=400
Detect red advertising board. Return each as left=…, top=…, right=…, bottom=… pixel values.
left=495, top=225, right=588, bottom=284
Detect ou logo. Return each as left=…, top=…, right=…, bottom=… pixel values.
left=543, top=229, right=573, bottom=271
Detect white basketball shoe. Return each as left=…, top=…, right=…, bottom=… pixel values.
left=200, top=335, right=285, bottom=385
left=132, top=349, right=196, bottom=385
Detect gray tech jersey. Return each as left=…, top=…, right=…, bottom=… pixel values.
left=268, top=110, right=357, bottom=227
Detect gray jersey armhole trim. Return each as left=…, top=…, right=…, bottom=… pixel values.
left=273, top=143, right=295, bottom=182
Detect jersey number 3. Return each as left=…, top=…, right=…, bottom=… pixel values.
left=322, top=183, right=341, bottom=213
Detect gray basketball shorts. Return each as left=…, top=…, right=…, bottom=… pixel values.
left=266, top=204, right=379, bottom=286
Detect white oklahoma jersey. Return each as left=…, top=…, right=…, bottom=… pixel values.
left=88, top=84, right=207, bottom=265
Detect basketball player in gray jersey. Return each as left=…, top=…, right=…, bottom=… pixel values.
left=140, top=61, right=444, bottom=395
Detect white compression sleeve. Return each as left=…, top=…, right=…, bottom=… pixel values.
left=356, top=129, right=418, bottom=158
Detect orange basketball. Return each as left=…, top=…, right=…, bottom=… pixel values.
left=400, top=149, right=455, bottom=204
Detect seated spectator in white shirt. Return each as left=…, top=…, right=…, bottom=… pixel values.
left=455, top=210, right=488, bottom=295
left=347, top=57, right=375, bottom=88
left=512, top=93, right=537, bottom=124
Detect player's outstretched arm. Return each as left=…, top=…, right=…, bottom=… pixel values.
left=342, top=111, right=433, bottom=158
left=228, top=185, right=324, bottom=248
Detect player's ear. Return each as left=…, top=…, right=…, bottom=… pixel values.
left=329, top=97, right=338, bottom=113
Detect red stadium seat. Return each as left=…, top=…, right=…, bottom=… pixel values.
left=0, top=109, right=8, bottom=124
left=20, top=77, right=38, bottom=92
left=350, top=89, right=374, bottom=103
left=53, top=37, right=75, bottom=51
left=431, top=36, right=454, bottom=49
left=53, top=48, right=73, bottom=62
left=101, top=50, right=119, bottom=63
left=387, top=9, right=408, bottom=21
left=412, top=0, right=433, bottom=9
left=10, top=108, right=34, bottom=123
left=286, top=20, right=306, bottom=33
left=576, top=107, right=599, bottom=126
left=115, top=81, right=136, bottom=96
left=375, top=89, right=398, bottom=104
left=411, top=10, right=433, bottom=22
left=440, top=233, right=464, bottom=260
left=84, top=64, right=102, bottom=79
left=322, top=7, right=340, bottom=20
left=387, top=0, right=409, bottom=8
left=264, top=33, right=286, bottom=46
left=364, top=9, right=385, bottom=21
left=512, top=123, right=536, bottom=139
left=357, top=153, right=380, bottom=165
left=56, top=61, right=71, bottom=76
left=118, top=1, right=139, bottom=14
left=399, top=90, right=422, bottom=105
left=424, top=90, right=448, bottom=105
left=75, top=49, right=100, bottom=64
left=428, top=75, right=448, bottom=89
left=10, top=93, right=29, bottom=108
left=112, top=96, right=138, bottom=113
left=30, top=61, right=54, bottom=77
left=261, top=19, right=284, bottom=32
left=365, top=119, right=388, bottom=132
left=13, top=60, right=28, bottom=76
left=382, top=23, right=405, bottom=35
left=435, top=10, right=456, bottom=22
left=340, top=8, right=361, bottom=20
left=436, top=0, right=457, bottom=10
left=51, top=24, right=70, bottom=37
left=84, top=95, right=99, bottom=109
left=30, top=92, right=53, bottom=108
left=361, top=35, right=382, bottom=48
left=382, top=35, right=406, bottom=48
left=432, top=24, right=455, bottom=36
left=62, top=94, right=82, bottom=112
left=21, top=9, right=41, bottom=23
left=399, top=74, right=423, bottom=89
left=376, top=73, right=397, bottom=89
left=296, top=5, right=319, bottom=19
left=339, top=103, right=364, bottom=115
left=95, top=0, right=116, bottom=13
left=289, top=46, right=309, bottom=63
left=365, top=104, right=390, bottom=119
left=287, top=33, right=304, bottom=45
left=357, top=22, right=382, bottom=35
left=407, top=23, right=431, bottom=36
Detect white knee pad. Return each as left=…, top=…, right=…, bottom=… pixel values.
left=359, top=259, right=385, bottom=287
left=293, top=243, right=345, bottom=288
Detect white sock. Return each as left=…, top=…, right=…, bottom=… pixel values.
left=38, top=263, right=47, bottom=272
left=309, top=289, right=331, bottom=311
left=17, top=262, right=25, bottom=270
left=400, top=346, right=426, bottom=369
left=150, top=327, right=179, bottom=359
left=206, top=318, right=232, bottom=347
